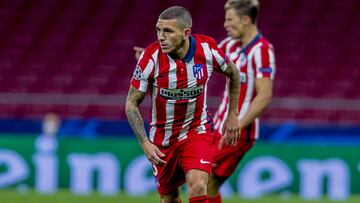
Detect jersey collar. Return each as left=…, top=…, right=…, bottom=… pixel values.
left=183, top=36, right=196, bottom=62
left=241, top=33, right=262, bottom=54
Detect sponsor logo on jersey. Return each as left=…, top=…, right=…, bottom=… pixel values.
left=193, top=64, right=204, bottom=80
left=160, top=85, right=203, bottom=100
left=133, top=66, right=142, bottom=80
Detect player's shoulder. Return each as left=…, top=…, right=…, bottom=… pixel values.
left=218, top=37, right=233, bottom=48
left=218, top=37, right=240, bottom=51
left=258, top=36, right=274, bottom=50
left=144, top=41, right=161, bottom=54
left=140, top=41, right=161, bottom=61
left=192, top=34, right=218, bottom=46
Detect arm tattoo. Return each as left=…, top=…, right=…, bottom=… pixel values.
left=125, top=87, right=148, bottom=145
left=227, top=63, right=240, bottom=113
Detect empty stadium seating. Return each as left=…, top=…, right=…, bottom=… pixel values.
left=0, top=0, right=359, bottom=124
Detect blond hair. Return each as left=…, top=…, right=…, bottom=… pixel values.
left=224, top=0, right=259, bottom=23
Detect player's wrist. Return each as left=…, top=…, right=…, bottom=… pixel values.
left=227, top=110, right=238, bottom=116
left=139, top=138, right=151, bottom=146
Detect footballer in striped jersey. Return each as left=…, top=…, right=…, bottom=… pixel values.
left=126, top=6, right=241, bottom=203
left=208, top=1, right=276, bottom=203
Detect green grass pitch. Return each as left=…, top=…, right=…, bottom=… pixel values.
left=0, top=190, right=359, bottom=203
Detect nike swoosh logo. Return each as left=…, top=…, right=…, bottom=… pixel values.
left=200, top=159, right=211, bottom=164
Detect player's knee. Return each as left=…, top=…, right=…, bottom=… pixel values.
left=188, top=181, right=207, bottom=196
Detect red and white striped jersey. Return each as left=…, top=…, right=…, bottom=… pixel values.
left=131, top=34, right=228, bottom=147
left=213, top=34, right=276, bottom=140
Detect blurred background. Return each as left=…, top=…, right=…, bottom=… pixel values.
left=0, top=0, right=359, bottom=202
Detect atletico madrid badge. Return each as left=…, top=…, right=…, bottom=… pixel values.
left=193, top=64, right=204, bottom=80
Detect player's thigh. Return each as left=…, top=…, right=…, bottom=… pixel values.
left=180, top=135, right=214, bottom=175
left=154, top=153, right=186, bottom=195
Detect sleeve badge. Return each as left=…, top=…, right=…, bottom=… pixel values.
left=133, top=66, right=143, bottom=80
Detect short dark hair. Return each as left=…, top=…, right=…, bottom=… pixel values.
left=225, top=0, right=259, bottom=23
left=159, top=6, right=192, bottom=29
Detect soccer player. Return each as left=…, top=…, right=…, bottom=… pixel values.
left=208, top=0, right=276, bottom=203
left=125, top=6, right=241, bottom=203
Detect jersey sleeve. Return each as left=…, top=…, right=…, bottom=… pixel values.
left=253, top=44, right=276, bottom=79
left=130, top=48, right=155, bottom=92
left=208, top=37, right=229, bottom=73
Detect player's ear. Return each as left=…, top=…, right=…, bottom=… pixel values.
left=243, top=15, right=252, bottom=25
left=183, top=28, right=191, bottom=39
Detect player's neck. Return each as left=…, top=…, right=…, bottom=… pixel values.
left=241, top=26, right=258, bottom=48
left=175, top=38, right=190, bottom=60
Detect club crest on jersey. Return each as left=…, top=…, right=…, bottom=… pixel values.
left=133, top=66, right=142, bottom=80
left=193, top=64, right=204, bottom=80
left=239, top=53, right=247, bottom=67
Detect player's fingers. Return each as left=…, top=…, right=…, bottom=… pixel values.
left=233, top=129, right=239, bottom=141
left=153, top=157, right=166, bottom=166
left=150, top=154, right=160, bottom=165
left=231, top=138, right=238, bottom=146
left=133, top=46, right=144, bottom=51
left=233, top=128, right=240, bottom=139
left=155, top=148, right=165, bottom=157
left=236, top=128, right=240, bottom=138
left=158, top=159, right=167, bottom=166
left=229, top=137, right=235, bottom=146
left=226, top=136, right=232, bottom=146
left=147, top=155, right=158, bottom=165
left=230, top=133, right=238, bottom=146
left=152, top=152, right=167, bottom=166
left=226, top=129, right=234, bottom=144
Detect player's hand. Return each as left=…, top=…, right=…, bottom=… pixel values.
left=141, top=140, right=167, bottom=166
left=133, top=46, right=145, bottom=61
left=220, top=111, right=240, bottom=149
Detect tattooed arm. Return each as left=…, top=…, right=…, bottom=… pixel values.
left=125, top=86, right=167, bottom=165
left=125, top=86, right=148, bottom=144
left=219, top=61, right=241, bottom=148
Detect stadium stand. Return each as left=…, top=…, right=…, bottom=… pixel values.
left=0, top=0, right=359, bottom=124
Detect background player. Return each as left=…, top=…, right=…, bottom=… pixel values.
left=125, top=6, right=241, bottom=203
left=208, top=0, right=276, bottom=203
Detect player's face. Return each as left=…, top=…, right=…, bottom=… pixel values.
left=156, top=19, right=185, bottom=54
left=224, top=8, right=247, bottom=39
